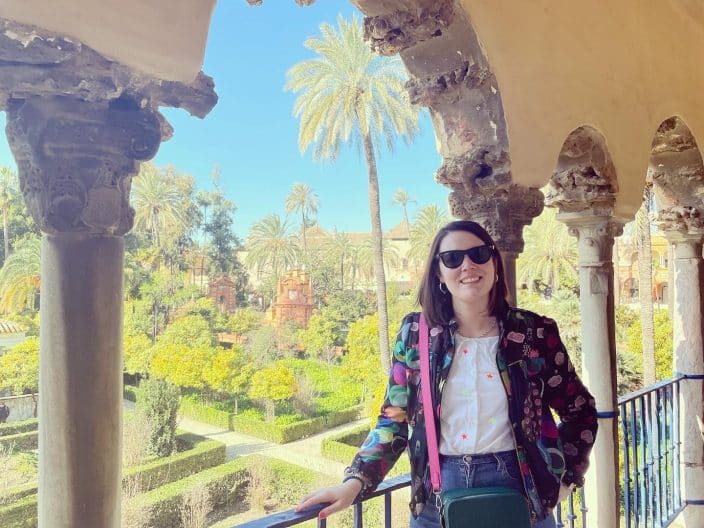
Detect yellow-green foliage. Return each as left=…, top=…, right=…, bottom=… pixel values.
left=626, top=308, right=673, bottom=381
left=123, top=332, right=153, bottom=376
left=151, top=343, right=211, bottom=389
left=343, top=313, right=383, bottom=395
left=201, top=345, right=253, bottom=396
left=0, top=337, right=39, bottom=395
left=249, top=362, right=297, bottom=402
left=228, top=307, right=262, bottom=335
left=297, top=312, right=337, bottom=361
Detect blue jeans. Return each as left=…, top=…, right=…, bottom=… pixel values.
left=410, top=451, right=556, bottom=528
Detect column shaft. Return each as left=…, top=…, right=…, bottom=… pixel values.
left=670, top=238, right=704, bottom=527
left=560, top=213, right=620, bottom=528
left=39, top=234, right=124, bottom=528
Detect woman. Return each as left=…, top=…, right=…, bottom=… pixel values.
left=297, top=221, right=597, bottom=527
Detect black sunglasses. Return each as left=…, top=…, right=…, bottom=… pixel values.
left=437, top=245, right=495, bottom=268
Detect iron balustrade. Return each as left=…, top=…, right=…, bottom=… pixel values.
left=234, top=377, right=688, bottom=528
left=618, top=375, right=685, bottom=528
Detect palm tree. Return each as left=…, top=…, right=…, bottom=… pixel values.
left=357, top=237, right=400, bottom=283
left=285, top=182, right=319, bottom=252
left=636, top=184, right=656, bottom=384
left=408, top=204, right=449, bottom=265
left=286, top=15, right=420, bottom=373
left=392, top=188, right=416, bottom=227
left=245, top=214, right=300, bottom=286
left=131, top=163, right=187, bottom=249
left=0, top=235, right=41, bottom=313
left=0, top=167, right=20, bottom=263
left=329, top=231, right=352, bottom=288
left=518, top=208, right=578, bottom=295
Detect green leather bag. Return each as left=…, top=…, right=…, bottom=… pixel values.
left=440, top=486, right=532, bottom=528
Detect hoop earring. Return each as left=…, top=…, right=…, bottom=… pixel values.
left=495, top=275, right=499, bottom=284
left=438, top=281, right=447, bottom=294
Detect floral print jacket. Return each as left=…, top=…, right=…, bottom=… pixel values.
left=348, top=309, right=598, bottom=520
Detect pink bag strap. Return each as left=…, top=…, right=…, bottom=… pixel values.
left=419, top=313, right=442, bottom=493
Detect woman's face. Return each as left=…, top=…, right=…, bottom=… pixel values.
left=437, top=230, right=496, bottom=311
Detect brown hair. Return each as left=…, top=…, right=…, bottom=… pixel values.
left=416, top=220, right=510, bottom=327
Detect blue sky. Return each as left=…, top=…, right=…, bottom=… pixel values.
left=0, top=1, right=449, bottom=239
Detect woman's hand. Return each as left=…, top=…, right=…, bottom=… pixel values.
left=557, top=483, right=575, bottom=503
left=295, top=479, right=363, bottom=520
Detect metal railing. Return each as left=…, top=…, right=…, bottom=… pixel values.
left=235, top=377, right=687, bottom=528
left=618, top=375, right=684, bottom=528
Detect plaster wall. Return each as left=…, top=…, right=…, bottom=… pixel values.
left=0, top=393, right=37, bottom=422
left=0, top=0, right=215, bottom=82
left=458, top=0, right=704, bottom=219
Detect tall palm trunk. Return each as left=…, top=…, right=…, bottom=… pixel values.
left=613, top=236, right=620, bottom=308
left=637, top=185, right=656, bottom=384
left=301, top=211, right=307, bottom=253
left=363, top=133, right=391, bottom=374
left=2, top=208, right=8, bottom=263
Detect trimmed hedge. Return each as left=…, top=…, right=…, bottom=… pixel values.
left=321, top=424, right=410, bottom=477
left=124, top=436, right=225, bottom=493
left=229, top=405, right=364, bottom=444
left=0, top=493, right=35, bottom=528
left=0, top=419, right=38, bottom=438
left=123, top=384, right=140, bottom=403
left=135, top=454, right=334, bottom=528
left=178, top=397, right=231, bottom=429
left=0, top=433, right=225, bottom=528
left=0, top=431, right=37, bottom=451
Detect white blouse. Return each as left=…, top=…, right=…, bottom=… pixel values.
left=438, top=334, right=515, bottom=455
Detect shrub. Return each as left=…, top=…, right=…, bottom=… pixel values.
left=0, top=431, right=37, bottom=452
left=0, top=419, right=38, bottom=437
left=138, top=378, right=180, bottom=457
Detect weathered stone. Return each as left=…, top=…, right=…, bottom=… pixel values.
left=407, top=60, right=491, bottom=106
left=362, top=0, right=454, bottom=55
left=435, top=149, right=511, bottom=189
left=656, top=205, right=704, bottom=235
left=545, top=127, right=617, bottom=213
left=0, top=18, right=217, bottom=119
left=5, top=95, right=161, bottom=235
left=447, top=182, right=543, bottom=255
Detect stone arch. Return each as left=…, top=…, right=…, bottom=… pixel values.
left=544, top=125, right=618, bottom=213
left=649, top=116, right=704, bottom=222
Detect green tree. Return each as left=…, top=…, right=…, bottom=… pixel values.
left=123, top=333, right=153, bottom=376
left=357, top=237, right=400, bottom=282
left=0, top=167, right=20, bottom=263
left=228, top=307, right=262, bottom=335
left=285, top=182, right=319, bottom=253
left=137, top=377, right=180, bottom=457
left=131, top=163, right=188, bottom=250
left=518, top=207, right=578, bottom=295
left=150, top=342, right=211, bottom=390
left=343, top=313, right=384, bottom=399
left=626, top=308, right=673, bottom=382
left=286, top=15, right=420, bottom=375
left=0, top=234, right=41, bottom=314
left=297, top=312, right=338, bottom=362
left=202, top=345, right=254, bottom=411
left=0, top=337, right=39, bottom=395
left=249, top=362, right=297, bottom=421
left=392, top=188, right=416, bottom=227
left=245, top=214, right=300, bottom=289
left=408, top=204, right=449, bottom=264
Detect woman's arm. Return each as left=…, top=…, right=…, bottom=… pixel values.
left=541, top=318, right=598, bottom=488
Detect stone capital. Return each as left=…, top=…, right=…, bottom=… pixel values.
left=362, top=0, right=455, bottom=55
left=656, top=205, right=704, bottom=253
left=448, top=183, right=544, bottom=255
left=6, top=96, right=161, bottom=235
left=545, top=127, right=618, bottom=214
left=557, top=211, right=624, bottom=266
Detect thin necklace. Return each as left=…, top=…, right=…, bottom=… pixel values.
left=461, top=318, right=497, bottom=338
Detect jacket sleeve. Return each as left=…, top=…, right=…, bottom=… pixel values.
left=540, top=318, right=598, bottom=488
left=346, top=313, right=415, bottom=493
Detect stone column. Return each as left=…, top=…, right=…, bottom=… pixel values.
left=659, top=208, right=704, bottom=528
left=545, top=126, right=621, bottom=528
left=5, top=96, right=162, bottom=528
left=557, top=211, right=622, bottom=528
left=444, top=176, right=543, bottom=302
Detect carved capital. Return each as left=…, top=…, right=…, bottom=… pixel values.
left=407, top=61, right=492, bottom=106
left=557, top=212, right=623, bottom=266
left=656, top=205, right=704, bottom=240
left=448, top=184, right=544, bottom=255
left=6, top=96, right=161, bottom=235
left=545, top=127, right=617, bottom=214
left=363, top=1, right=455, bottom=55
